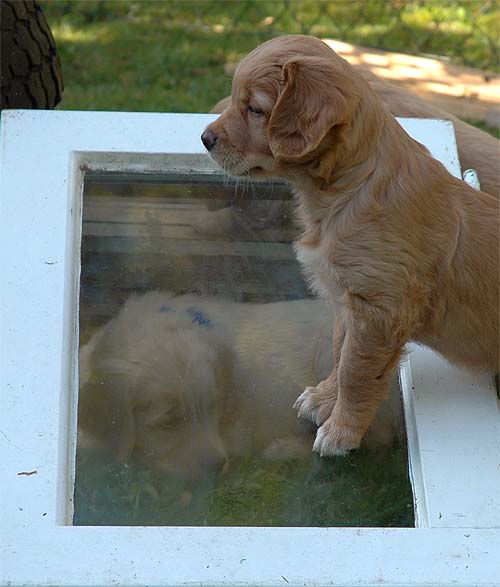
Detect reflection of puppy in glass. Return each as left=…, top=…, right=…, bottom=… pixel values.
left=79, top=291, right=402, bottom=482
left=78, top=292, right=237, bottom=482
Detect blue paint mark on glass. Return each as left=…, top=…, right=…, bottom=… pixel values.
left=187, top=307, right=212, bottom=327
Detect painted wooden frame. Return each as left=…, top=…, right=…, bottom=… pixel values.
left=1, top=110, right=499, bottom=587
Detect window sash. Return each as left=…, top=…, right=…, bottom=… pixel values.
left=1, top=110, right=499, bottom=587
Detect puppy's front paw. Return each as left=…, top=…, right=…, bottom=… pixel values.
left=293, top=383, right=337, bottom=426
left=312, top=416, right=364, bottom=457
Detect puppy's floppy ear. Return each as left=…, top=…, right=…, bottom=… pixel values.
left=268, top=56, right=359, bottom=161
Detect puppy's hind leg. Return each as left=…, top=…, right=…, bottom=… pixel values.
left=294, top=315, right=345, bottom=425
left=313, top=314, right=404, bottom=457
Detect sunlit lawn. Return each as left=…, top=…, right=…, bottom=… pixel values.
left=41, top=1, right=499, bottom=116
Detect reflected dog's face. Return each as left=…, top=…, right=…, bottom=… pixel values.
left=78, top=292, right=234, bottom=483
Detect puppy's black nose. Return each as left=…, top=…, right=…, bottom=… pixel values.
left=201, top=129, right=218, bottom=151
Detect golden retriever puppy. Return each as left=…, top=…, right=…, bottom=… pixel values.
left=78, top=291, right=236, bottom=482
left=201, top=35, right=500, bottom=456
left=78, top=291, right=403, bottom=477
left=211, top=74, right=499, bottom=199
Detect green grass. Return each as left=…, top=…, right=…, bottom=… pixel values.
left=464, top=118, right=500, bottom=139
left=41, top=1, right=499, bottom=114
left=74, top=446, right=414, bottom=527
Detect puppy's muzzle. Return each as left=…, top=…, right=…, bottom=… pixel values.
left=201, top=129, right=218, bottom=151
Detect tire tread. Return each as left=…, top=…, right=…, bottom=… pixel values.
left=1, top=0, right=63, bottom=109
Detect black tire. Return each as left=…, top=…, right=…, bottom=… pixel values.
left=1, top=0, right=63, bottom=109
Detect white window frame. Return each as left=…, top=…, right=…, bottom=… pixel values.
left=1, top=110, right=499, bottom=587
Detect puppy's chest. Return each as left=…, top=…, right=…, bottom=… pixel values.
left=294, top=241, right=345, bottom=303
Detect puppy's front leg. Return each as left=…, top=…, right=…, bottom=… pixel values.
left=294, top=314, right=346, bottom=425
left=313, top=314, right=404, bottom=456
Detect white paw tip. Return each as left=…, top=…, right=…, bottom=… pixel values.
left=313, top=424, right=359, bottom=457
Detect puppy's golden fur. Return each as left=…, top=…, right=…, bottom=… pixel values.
left=202, top=35, right=500, bottom=456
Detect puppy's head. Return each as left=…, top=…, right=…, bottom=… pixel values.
left=78, top=293, right=234, bottom=484
left=201, top=35, right=362, bottom=179
left=126, top=329, right=232, bottom=482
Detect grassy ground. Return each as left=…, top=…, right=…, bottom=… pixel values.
left=41, top=1, right=499, bottom=115
left=74, top=446, right=414, bottom=527
left=463, top=117, right=500, bottom=139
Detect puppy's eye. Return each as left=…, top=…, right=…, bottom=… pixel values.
left=157, top=416, right=178, bottom=430
left=155, top=410, right=183, bottom=430
left=247, top=104, right=264, bottom=116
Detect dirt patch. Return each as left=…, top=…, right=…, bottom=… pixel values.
left=323, top=40, right=499, bottom=127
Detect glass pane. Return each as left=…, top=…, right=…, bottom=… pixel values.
left=74, top=171, right=413, bottom=527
